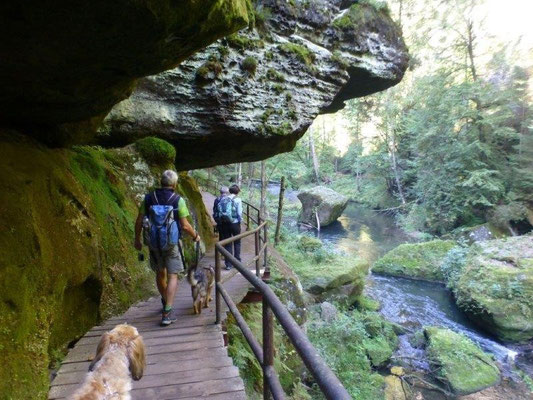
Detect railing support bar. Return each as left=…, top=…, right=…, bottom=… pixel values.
left=215, top=248, right=222, bottom=325
left=217, top=283, right=264, bottom=364
left=254, top=230, right=260, bottom=277
left=263, top=297, right=274, bottom=400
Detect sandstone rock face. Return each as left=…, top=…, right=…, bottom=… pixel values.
left=298, top=186, right=349, bottom=227
left=0, top=0, right=251, bottom=143
left=103, top=0, right=409, bottom=169
left=0, top=133, right=212, bottom=398
left=454, top=235, right=533, bottom=342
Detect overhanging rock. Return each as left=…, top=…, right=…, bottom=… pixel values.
left=102, top=0, right=409, bottom=170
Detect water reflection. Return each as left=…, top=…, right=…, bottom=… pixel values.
left=319, top=202, right=409, bottom=264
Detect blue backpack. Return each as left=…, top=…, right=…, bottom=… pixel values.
left=217, top=196, right=235, bottom=223
left=147, top=192, right=180, bottom=251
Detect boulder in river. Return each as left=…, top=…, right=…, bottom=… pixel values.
left=297, top=186, right=348, bottom=227
left=453, top=235, right=533, bottom=342
left=424, top=327, right=500, bottom=395
left=372, top=240, right=456, bottom=282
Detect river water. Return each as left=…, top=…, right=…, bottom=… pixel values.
left=316, top=202, right=521, bottom=370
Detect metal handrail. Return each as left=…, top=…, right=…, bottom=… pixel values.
left=215, top=242, right=351, bottom=400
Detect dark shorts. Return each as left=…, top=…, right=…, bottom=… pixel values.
left=149, top=245, right=183, bottom=274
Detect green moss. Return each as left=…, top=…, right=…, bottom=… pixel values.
left=0, top=133, right=157, bottom=398
left=331, top=50, right=350, bottom=69
left=241, top=56, right=257, bottom=75
left=266, top=68, right=285, bottom=82
left=0, top=132, right=214, bottom=398
left=452, top=235, right=533, bottom=342
left=355, top=295, right=381, bottom=312
left=272, top=83, right=284, bottom=94
left=265, top=50, right=274, bottom=60
left=217, top=45, right=230, bottom=59
left=134, top=137, right=176, bottom=166
left=373, top=240, right=456, bottom=281
left=424, top=327, right=500, bottom=395
left=195, top=60, right=223, bottom=82
left=333, top=1, right=390, bottom=31
left=278, top=235, right=369, bottom=296
left=226, top=33, right=260, bottom=50
left=279, top=42, right=315, bottom=66
left=297, top=235, right=322, bottom=252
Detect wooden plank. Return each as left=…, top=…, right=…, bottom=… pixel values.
left=52, top=357, right=234, bottom=386
left=57, top=346, right=230, bottom=373
left=49, top=366, right=240, bottom=399
left=174, top=391, right=247, bottom=400
left=63, top=338, right=223, bottom=364
left=75, top=324, right=221, bottom=345
left=131, top=376, right=245, bottom=400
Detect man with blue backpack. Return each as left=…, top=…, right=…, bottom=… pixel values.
left=134, top=170, right=201, bottom=326
left=216, top=184, right=243, bottom=270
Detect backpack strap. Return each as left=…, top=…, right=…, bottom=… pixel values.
left=152, top=191, right=160, bottom=205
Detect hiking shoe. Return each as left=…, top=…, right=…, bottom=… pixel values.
left=161, top=309, right=177, bottom=326
left=224, top=265, right=232, bottom=271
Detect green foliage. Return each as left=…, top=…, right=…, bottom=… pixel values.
left=439, top=245, right=469, bottom=288
left=308, top=309, right=398, bottom=399
left=241, top=56, right=258, bottom=75
left=226, top=303, right=305, bottom=398
left=277, top=234, right=369, bottom=294
left=134, top=137, right=176, bottom=166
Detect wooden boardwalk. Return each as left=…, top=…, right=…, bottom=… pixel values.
left=49, top=192, right=255, bottom=399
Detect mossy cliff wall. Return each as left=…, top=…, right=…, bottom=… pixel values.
left=0, top=132, right=211, bottom=399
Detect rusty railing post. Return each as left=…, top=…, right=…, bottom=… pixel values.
left=215, top=247, right=222, bottom=324
left=246, top=203, right=250, bottom=231
left=254, top=229, right=260, bottom=277
left=263, top=223, right=268, bottom=269
left=263, top=297, right=274, bottom=400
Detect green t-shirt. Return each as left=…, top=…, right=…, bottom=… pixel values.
left=140, top=190, right=190, bottom=219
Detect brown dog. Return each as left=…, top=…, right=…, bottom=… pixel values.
left=69, top=324, right=146, bottom=400
left=187, top=265, right=215, bottom=314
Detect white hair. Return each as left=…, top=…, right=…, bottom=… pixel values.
left=161, top=170, right=178, bottom=187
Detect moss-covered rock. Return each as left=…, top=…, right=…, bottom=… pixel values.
left=452, top=235, right=533, bottom=342
left=372, top=240, right=457, bottom=281
left=297, top=186, right=349, bottom=227
left=134, top=136, right=176, bottom=166
left=424, top=327, right=500, bottom=395
left=0, top=131, right=211, bottom=398
left=103, top=0, right=408, bottom=171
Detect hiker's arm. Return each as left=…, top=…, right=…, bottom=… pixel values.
left=180, top=217, right=201, bottom=242
left=134, top=211, right=143, bottom=250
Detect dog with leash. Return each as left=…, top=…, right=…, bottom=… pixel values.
left=187, top=241, right=215, bottom=315
left=69, top=324, right=146, bottom=400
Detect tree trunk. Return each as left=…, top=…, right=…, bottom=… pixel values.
left=237, top=163, right=242, bottom=187
left=274, top=176, right=285, bottom=245
left=309, top=133, right=320, bottom=184
left=390, top=143, right=406, bottom=205
left=260, top=160, right=267, bottom=220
